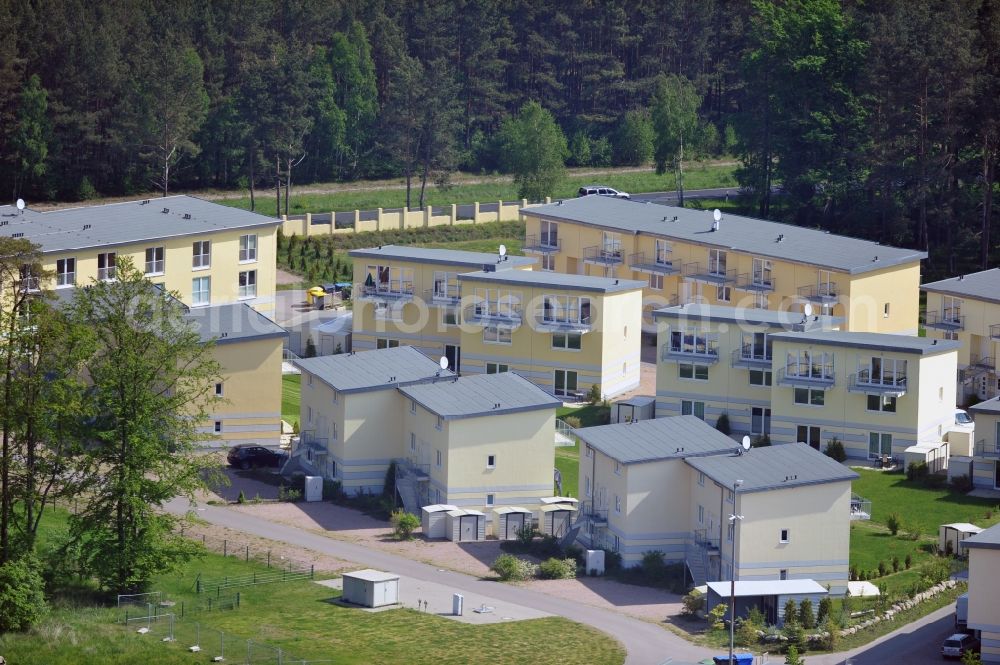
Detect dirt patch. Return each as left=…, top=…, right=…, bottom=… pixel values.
left=276, top=268, right=302, bottom=286
left=523, top=577, right=683, bottom=623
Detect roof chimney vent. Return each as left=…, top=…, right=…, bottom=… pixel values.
left=776, top=234, right=784, bottom=243
left=140, top=199, right=149, bottom=205
left=82, top=224, right=91, bottom=230
left=183, top=213, right=192, bottom=220
left=162, top=207, right=169, bottom=214
left=873, top=255, right=878, bottom=262
left=959, top=274, right=965, bottom=281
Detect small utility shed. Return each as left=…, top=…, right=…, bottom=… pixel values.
left=538, top=501, right=577, bottom=537
left=341, top=569, right=399, bottom=608
left=493, top=506, right=532, bottom=540
left=445, top=509, right=486, bottom=542
left=612, top=395, right=656, bottom=423
left=706, top=580, right=828, bottom=627
left=940, top=523, right=984, bottom=555
left=421, top=504, right=458, bottom=539
left=903, top=440, right=950, bottom=474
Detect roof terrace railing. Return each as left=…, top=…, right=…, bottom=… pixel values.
left=681, top=262, right=736, bottom=284
left=523, top=234, right=561, bottom=254
left=776, top=364, right=835, bottom=388
left=628, top=251, right=679, bottom=275
left=735, top=273, right=776, bottom=293
left=583, top=244, right=624, bottom=266
left=797, top=283, right=839, bottom=303
left=731, top=347, right=773, bottom=368
left=848, top=369, right=907, bottom=395
left=923, top=310, right=965, bottom=331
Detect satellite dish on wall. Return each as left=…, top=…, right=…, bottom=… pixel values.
left=439, top=356, right=449, bottom=370
left=499, top=244, right=507, bottom=257
left=713, top=208, right=722, bottom=222
left=741, top=435, right=751, bottom=451
left=804, top=303, right=814, bottom=318
left=15, top=198, right=25, bottom=211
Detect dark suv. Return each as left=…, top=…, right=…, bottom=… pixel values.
left=227, top=444, right=286, bottom=470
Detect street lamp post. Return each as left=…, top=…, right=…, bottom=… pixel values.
left=728, top=479, right=744, bottom=665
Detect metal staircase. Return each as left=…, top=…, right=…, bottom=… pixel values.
left=394, top=460, right=429, bottom=515
left=685, top=541, right=709, bottom=587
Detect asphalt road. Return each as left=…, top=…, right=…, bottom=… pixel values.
left=165, top=497, right=712, bottom=665
left=289, top=187, right=750, bottom=227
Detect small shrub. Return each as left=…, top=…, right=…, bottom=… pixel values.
left=602, top=549, right=622, bottom=573
left=783, top=599, right=799, bottom=626
left=782, top=622, right=807, bottom=654
left=587, top=383, right=601, bottom=404
left=715, top=412, right=731, bottom=435
left=951, top=474, right=973, bottom=492
left=491, top=554, right=536, bottom=581
left=886, top=512, right=901, bottom=535
left=962, top=649, right=983, bottom=665
left=323, top=479, right=344, bottom=501
left=905, top=553, right=912, bottom=569
left=824, top=438, right=847, bottom=462
left=849, top=564, right=858, bottom=581
left=237, top=490, right=246, bottom=504
left=390, top=510, right=420, bottom=540
left=737, top=617, right=760, bottom=646
left=798, top=598, right=815, bottom=628
left=564, top=544, right=585, bottom=566
left=640, top=550, right=667, bottom=580
left=681, top=588, right=704, bottom=616
left=877, top=561, right=888, bottom=578
left=751, top=434, right=771, bottom=447
left=0, top=556, right=48, bottom=632
left=823, top=617, right=840, bottom=651
left=515, top=524, right=536, bottom=548
left=746, top=605, right=765, bottom=627
left=537, top=557, right=577, bottom=580
left=278, top=485, right=302, bottom=502
left=817, top=596, right=832, bottom=625
left=784, top=645, right=804, bottom=665
left=841, top=589, right=853, bottom=615
left=892, top=555, right=900, bottom=572
left=708, top=602, right=728, bottom=630
left=562, top=415, right=582, bottom=429
left=906, top=461, right=929, bottom=481
left=906, top=523, right=923, bottom=541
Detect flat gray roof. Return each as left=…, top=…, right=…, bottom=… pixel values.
left=706, top=579, right=828, bottom=597
left=293, top=346, right=448, bottom=394
left=970, top=397, right=1000, bottom=415
left=348, top=245, right=535, bottom=269
left=573, top=416, right=738, bottom=464
left=186, top=302, right=287, bottom=345
left=0, top=195, right=279, bottom=254
left=397, top=372, right=560, bottom=420
left=960, top=523, right=1000, bottom=551
left=524, top=197, right=925, bottom=274
left=684, top=443, right=858, bottom=493
left=457, top=269, right=645, bottom=293
left=653, top=303, right=841, bottom=331
left=768, top=330, right=960, bottom=355
left=921, top=269, right=1000, bottom=305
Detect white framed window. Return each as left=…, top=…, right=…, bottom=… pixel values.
left=615, top=495, right=621, bottom=514
left=436, top=415, right=443, bottom=430
left=794, top=387, right=825, bottom=406
left=239, top=234, right=258, bottom=262
left=585, top=476, right=592, bottom=497
left=751, top=407, right=771, bottom=435
left=410, top=399, right=416, bottom=414
left=376, top=338, right=399, bottom=349
left=307, top=406, right=312, bottom=423
left=483, top=325, right=512, bottom=344
left=410, top=432, right=416, bottom=451
left=868, top=432, right=892, bottom=460
left=540, top=219, right=558, bottom=248
left=614, top=461, right=621, bottom=475
left=192, top=276, right=211, bottom=306
left=542, top=294, right=591, bottom=326
left=780, top=528, right=789, bottom=543
left=681, top=400, right=705, bottom=420
left=552, top=332, right=582, bottom=350
left=486, top=362, right=509, bottom=374
left=752, top=257, right=773, bottom=286
left=679, top=364, right=708, bottom=381
left=486, top=454, right=496, bottom=469
left=214, top=421, right=222, bottom=433
left=655, top=239, right=671, bottom=264
left=726, top=489, right=734, bottom=504
left=867, top=394, right=897, bottom=413
left=436, top=449, right=442, bottom=467
left=56, top=258, right=76, bottom=287
left=649, top=273, right=664, bottom=290
left=785, top=350, right=834, bottom=380
left=307, top=374, right=314, bottom=387
left=554, top=369, right=578, bottom=397
left=716, top=285, right=731, bottom=302
left=727, top=522, right=735, bottom=542
left=698, top=472, right=705, bottom=487
left=442, top=310, right=458, bottom=327
left=541, top=254, right=555, bottom=271
left=192, top=240, right=211, bottom=269
left=238, top=270, right=257, bottom=299
left=698, top=505, right=704, bottom=524
left=883, top=302, right=890, bottom=318
left=753, top=291, right=769, bottom=309
left=585, top=445, right=593, bottom=459
left=332, top=422, right=338, bottom=440
left=145, top=246, right=165, bottom=275
left=486, top=493, right=495, bottom=507
left=797, top=425, right=821, bottom=449
left=97, top=252, right=116, bottom=281
left=214, top=382, right=224, bottom=396
left=749, top=370, right=772, bottom=386
left=780, top=569, right=788, bottom=580
left=332, top=390, right=339, bottom=404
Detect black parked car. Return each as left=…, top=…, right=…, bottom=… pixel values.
left=227, top=444, right=286, bottom=470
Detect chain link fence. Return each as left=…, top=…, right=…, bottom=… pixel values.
left=181, top=530, right=316, bottom=594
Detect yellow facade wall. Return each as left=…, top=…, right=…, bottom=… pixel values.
left=967, top=547, right=1000, bottom=663
left=43, top=225, right=278, bottom=316
left=846, top=263, right=921, bottom=334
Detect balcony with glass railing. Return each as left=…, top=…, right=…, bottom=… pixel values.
left=425, top=284, right=461, bottom=307
left=583, top=244, right=624, bottom=266
left=682, top=261, right=736, bottom=284
left=848, top=368, right=907, bottom=396
left=353, top=280, right=415, bottom=303
left=736, top=272, right=776, bottom=293
left=628, top=251, right=678, bottom=275
left=974, top=438, right=1000, bottom=458
left=776, top=363, right=835, bottom=388
left=523, top=233, right=561, bottom=254
left=660, top=337, right=720, bottom=364
left=535, top=310, right=593, bottom=333
left=797, top=283, right=839, bottom=304
left=923, top=309, right=964, bottom=331
left=463, top=302, right=523, bottom=328
left=731, top=346, right=773, bottom=369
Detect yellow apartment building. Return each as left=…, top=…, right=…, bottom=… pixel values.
left=960, top=523, right=1000, bottom=663
left=457, top=269, right=645, bottom=398
left=768, top=331, right=958, bottom=460
left=652, top=304, right=841, bottom=435
left=922, top=268, right=1000, bottom=402
left=397, top=372, right=560, bottom=513
left=966, top=397, right=1000, bottom=491
left=522, top=196, right=925, bottom=334
left=292, top=346, right=449, bottom=495
left=575, top=417, right=857, bottom=594
left=186, top=302, right=287, bottom=447
left=1, top=195, right=280, bottom=315
left=348, top=245, right=534, bottom=370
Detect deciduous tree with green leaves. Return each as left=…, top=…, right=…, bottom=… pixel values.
left=651, top=74, right=701, bottom=206
left=67, top=259, right=221, bottom=591
left=498, top=101, right=568, bottom=200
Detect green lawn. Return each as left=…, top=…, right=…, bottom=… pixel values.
left=222, top=163, right=738, bottom=217
left=0, top=547, right=625, bottom=665
left=554, top=405, right=610, bottom=498
left=851, top=468, right=1000, bottom=534
left=281, top=374, right=301, bottom=427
